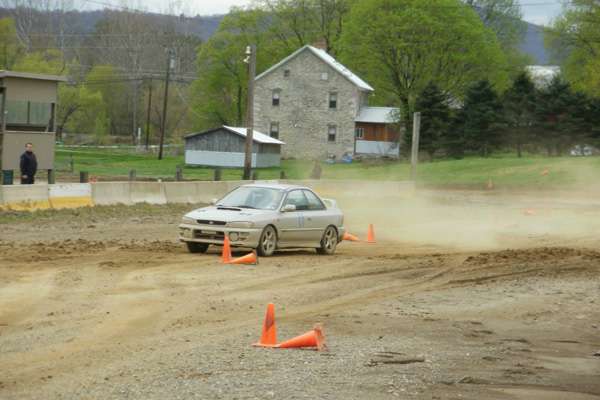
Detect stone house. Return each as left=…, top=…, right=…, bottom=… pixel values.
left=254, top=44, right=374, bottom=159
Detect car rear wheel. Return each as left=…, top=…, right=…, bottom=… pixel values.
left=186, top=242, right=209, bottom=254
left=257, top=225, right=277, bottom=257
left=317, top=226, right=337, bottom=255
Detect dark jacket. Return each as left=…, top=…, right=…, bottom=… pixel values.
left=20, top=151, right=38, bottom=177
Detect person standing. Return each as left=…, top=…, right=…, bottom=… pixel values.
left=309, top=159, right=322, bottom=180
left=20, top=142, right=37, bottom=184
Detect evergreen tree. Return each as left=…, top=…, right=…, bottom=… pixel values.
left=502, top=71, right=536, bottom=157
left=535, top=75, right=587, bottom=156
left=450, top=80, right=504, bottom=158
left=408, top=82, right=450, bottom=161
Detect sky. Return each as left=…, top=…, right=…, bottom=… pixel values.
left=80, top=0, right=563, bottom=26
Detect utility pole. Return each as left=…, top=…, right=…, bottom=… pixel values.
left=410, top=112, right=421, bottom=182
left=146, top=78, right=152, bottom=150
left=243, top=44, right=256, bottom=180
left=159, top=50, right=174, bottom=160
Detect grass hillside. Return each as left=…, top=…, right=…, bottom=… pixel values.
left=53, top=147, right=600, bottom=189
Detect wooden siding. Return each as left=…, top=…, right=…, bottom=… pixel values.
left=355, top=122, right=399, bottom=143
left=185, top=128, right=281, bottom=155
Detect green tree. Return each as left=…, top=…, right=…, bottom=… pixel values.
left=535, top=75, right=588, bottom=156
left=0, top=18, right=24, bottom=70
left=451, top=79, right=504, bottom=158
left=191, top=8, right=269, bottom=130
left=545, top=0, right=600, bottom=96
left=340, top=0, right=509, bottom=129
left=409, top=82, right=450, bottom=160
left=501, top=70, right=536, bottom=157
left=57, top=84, right=105, bottom=137
left=464, top=0, right=530, bottom=66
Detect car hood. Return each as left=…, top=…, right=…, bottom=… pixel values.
left=185, top=206, right=273, bottom=222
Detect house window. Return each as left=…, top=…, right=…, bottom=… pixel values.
left=328, top=126, right=336, bottom=142
left=356, top=128, right=364, bottom=139
left=270, top=123, right=279, bottom=139
left=321, top=72, right=328, bottom=80
left=272, top=90, right=280, bottom=106
left=6, top=100, right=52, bottom=126
left=284, top=70, right=290, bottom=78
left=329, top=93, right=337, bottom=109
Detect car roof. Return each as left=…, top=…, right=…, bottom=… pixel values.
left=239, top=183, right=310, bottom=192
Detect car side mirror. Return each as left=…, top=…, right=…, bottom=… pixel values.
left=210, top=198, right=218, bottom=205
left=283, top=204, right=296, bottom=212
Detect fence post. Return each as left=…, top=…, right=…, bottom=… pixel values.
left=214, top=168, right=221, bottom=181
left=175, top=169, right=183, bottom=182
left=410, top=112, right=421, bottom=182
left=48, top=169, right=55, bottom=184
left=280, top=170, right=286, bottom=179
left=79, top=171, right=89, bottom=183
left=129, top=169, right=136, bottom=182
left=251, top=171, right=258, bottom=181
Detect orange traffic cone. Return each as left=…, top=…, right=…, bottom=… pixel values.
left=343, top=233, right=360, bottom=242
left=488, top=179, right=493, bottom=188
left=88, top=175, right=92, bottom=182
left=277, top=323, right=327, bottom=351
left=253, top=303, right=278, bottom=347
left=365, top=223, right=375, bottom=243
left=93, top=178, right=98, bottom=182
left=525, top=209, right=537, bottom=216
left=504, top=221, right=520, bottom=228
left=540, top=170, right=548, bottom=175
left=230, top=251, right=258, bottom=265
left=221, top=237, right=232, bottom=263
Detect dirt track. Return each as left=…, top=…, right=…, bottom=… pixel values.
left=1, top=188, right=599, bottom=399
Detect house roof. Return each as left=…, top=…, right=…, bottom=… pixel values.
left=0, top=70, right=67, bottom=82
left=355, top=107, right=399, bottom=123
left=184, top=125, right=285, bottom=145
left=255, top=45, right=374, bottom=92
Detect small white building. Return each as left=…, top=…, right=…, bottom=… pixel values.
left=183, top=125, right=285, bottom=168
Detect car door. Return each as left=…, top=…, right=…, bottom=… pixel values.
left=302, top=189, right=329, bottom=243
left=277, top=189, right=313, bottom=246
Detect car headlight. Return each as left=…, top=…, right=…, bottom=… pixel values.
left=227, top=221, right=254, bottom=229
left=181, top=217, right=196, bottom=225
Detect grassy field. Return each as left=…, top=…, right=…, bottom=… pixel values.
left=53, top=146, right=600, bottom=188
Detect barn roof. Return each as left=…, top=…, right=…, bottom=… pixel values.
left=355, top=107, right=399, bottom=123
left=184, top=125, right=285, bottom=145
left=255, top=45, right=374, bottom=92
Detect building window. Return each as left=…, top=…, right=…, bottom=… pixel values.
left=272, top=90, right=280, bottom=106
left=356, top=128, right=364, bottom=139
left=270, top=123, right=279, bottom=139
left=321, top=72, right=328, bottom=80
left=328, top=126, right=336, bottom=142
left=6, top=100, right=52, bottom=126
left=329, top=93, right=337, bottom=109
left=284, top=70, right=290, bottom=78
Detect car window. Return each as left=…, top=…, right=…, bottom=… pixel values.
left=217, top=187, right=284, bottom=210
left=283, top=190, right=309, bottom=211
left=303, top=190, right=325, bottom=210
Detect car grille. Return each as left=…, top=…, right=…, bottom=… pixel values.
left=193, top=230, right=225, bottom=240
left=196, top=220, right=227, bottom=226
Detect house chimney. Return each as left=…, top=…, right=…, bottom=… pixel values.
left=316, top=39, right=327, bottom=51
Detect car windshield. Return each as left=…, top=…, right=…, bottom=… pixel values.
left=216, top=187, right=285, bottom=210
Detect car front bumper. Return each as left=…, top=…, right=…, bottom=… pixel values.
left=179, top=223, right=262, bottom=248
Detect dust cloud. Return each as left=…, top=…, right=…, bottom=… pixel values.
left=337, top=188, right=600, bottom=251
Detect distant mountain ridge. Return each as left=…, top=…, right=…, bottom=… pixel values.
left=0, top=8, right=551, bottom=65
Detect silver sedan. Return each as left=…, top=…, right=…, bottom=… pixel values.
left=179, top=183, right=345, bottom=256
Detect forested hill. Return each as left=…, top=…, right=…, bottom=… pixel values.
left=0, top=8, right=551, bottom=65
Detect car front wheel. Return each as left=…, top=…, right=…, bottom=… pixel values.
left=186, top=242, right=209, bottom=254
left=257, top=225, right=277, bottom=257
left=317, top=226, right=338, bottom=255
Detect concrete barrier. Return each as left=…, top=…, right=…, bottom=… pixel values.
left=163, top=182, right=200, bottom=204
left=49, top=183, right=94, bottom=209
left=197, top=181, right=228, bottom=203
left=225, top=180, right=246, bottom=194
left=0, top=184, right=51, bottom=211
left=91, top=182, right=134, bottom=206
left=129, top=182, right=167, bottom=204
